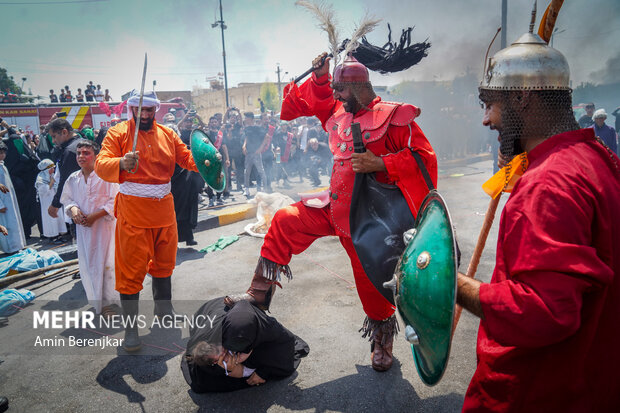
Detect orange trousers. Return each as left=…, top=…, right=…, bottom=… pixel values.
left=114, top=215, right=178, bottom=294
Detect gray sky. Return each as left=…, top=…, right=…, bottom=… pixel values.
left=2, top=0, right=619, bottom=99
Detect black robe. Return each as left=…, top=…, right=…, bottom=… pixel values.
left=181, top=298, right=309, bottom=393
left=4, top=134, right=40, bottom=237
left=170, top=129, right=203, bottom=242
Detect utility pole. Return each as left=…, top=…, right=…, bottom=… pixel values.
left=501, top=0, right=507, bottom=48
left=492, top=0, right=508, bottom=175
left=212, top=0, right=229, bottom=108
left=276, top=63, right=282, bottom=102
left=276, top=63, right=288, bottom=103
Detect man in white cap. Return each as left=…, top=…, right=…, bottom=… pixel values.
left=95, top=89, right=200, bottom=352
left=591, top=108, right=618, bottom=154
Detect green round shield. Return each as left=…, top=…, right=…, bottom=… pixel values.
left=388, top=190, right=457, bottom=386
left=190, top=129, right=226, bottom=192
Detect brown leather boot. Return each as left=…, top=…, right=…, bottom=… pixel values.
left=225, top=257, right=290, bottom=311
left=360, top=315, right=398, bottom=372
left=224, top=275, right=280, bottom=311
left=371, top=329, right=394, bottom=372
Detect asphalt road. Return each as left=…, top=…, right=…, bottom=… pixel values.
left=0, top=159, right=504, bottom=413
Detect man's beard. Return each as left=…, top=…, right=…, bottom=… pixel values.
left=341, top=96, right=359, bottom=113
left=138, top=117, right=154, bottom=131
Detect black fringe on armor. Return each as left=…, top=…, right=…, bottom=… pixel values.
left=256, top=256, right=292, bottom=282
left=359, top=315, right=399, bottom=345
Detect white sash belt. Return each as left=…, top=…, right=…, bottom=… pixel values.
left=119, top=182, right=171, bottom=199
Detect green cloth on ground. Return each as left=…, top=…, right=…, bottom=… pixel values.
left=200, top=235, right=239, bottom=253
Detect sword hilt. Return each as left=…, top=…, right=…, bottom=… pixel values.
left=351, top=122, right=366, bottom=153
left=128, top=158, right=139, bottom=174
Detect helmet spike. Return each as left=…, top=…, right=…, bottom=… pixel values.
left=529, top=0, right=537, bottom=34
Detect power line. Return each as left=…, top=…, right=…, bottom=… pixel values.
left=1, top=57, right=273, bottom=70
left=557, top=27, right=620, bottom=40
left=0, top=0, right=106, bottom=4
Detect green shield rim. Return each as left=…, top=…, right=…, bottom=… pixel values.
left=394, top=189, right=457, bottom=386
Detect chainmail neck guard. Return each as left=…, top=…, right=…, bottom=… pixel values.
left=479, top=88, right=579, bottom=157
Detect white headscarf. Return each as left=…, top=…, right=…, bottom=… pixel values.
left=37, top=159, right=55, bottom=171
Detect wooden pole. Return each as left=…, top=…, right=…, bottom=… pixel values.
left=452, top=194, right=502, bottom=333
left=0, top=259, right=79, bottom=288
left=13, top=268, right=80, bottom=290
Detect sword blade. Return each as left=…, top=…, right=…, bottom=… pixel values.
left=132, top=53, right=148, bottom=153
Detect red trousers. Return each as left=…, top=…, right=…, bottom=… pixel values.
left=261, top=201, right=395, bottom=321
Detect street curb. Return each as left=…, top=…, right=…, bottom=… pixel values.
left=196, top=203, right=257, bottom=231
left=439, top=153, right=492, bottom=169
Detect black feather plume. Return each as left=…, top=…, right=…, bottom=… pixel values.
left=344, top=25, right=431, bottom=74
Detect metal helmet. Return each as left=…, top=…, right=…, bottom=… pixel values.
left=478, top=6, right=578, bottom=159
left=481, top=31, right=570, bottom=91
left=333, top=55, right=369, bottom=84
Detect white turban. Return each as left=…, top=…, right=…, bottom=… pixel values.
left=127, top=89, right=160, bottom=111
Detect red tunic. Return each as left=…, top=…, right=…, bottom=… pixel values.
left=281, top=72, right=437, bottom=235
left=464, top=129, right=620, bottom=412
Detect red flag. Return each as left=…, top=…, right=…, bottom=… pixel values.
left=112, top=101, right=127, bottom=117
left=282, top=132, right=294, bottom=163
left=98, top=101, right=111, bottom=117
left=261, top=124, right=275, bottom=153
left=214, top=129, right=224, bottom=150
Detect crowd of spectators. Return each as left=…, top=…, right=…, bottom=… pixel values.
left=0, top=112, right=109, bottom=253
left=49, top=82, right=112, bottom=103
left=167, top=107, right=332, bottom=206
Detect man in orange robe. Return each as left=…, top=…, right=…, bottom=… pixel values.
left=95, top=90, right=198, bottom=352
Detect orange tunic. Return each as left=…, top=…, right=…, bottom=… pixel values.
left=95, top=120, right=198, bottom=228
left=96, top=120, right=199, bottom=294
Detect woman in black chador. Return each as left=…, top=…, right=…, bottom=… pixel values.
left=181, top=298, right=309, bottom=393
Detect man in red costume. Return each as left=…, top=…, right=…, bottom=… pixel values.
left=457, top=25, right=620, bottom=411
left=227, top=53, right=437, bottom=372
left=96, top=89, right=199, bottom=352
